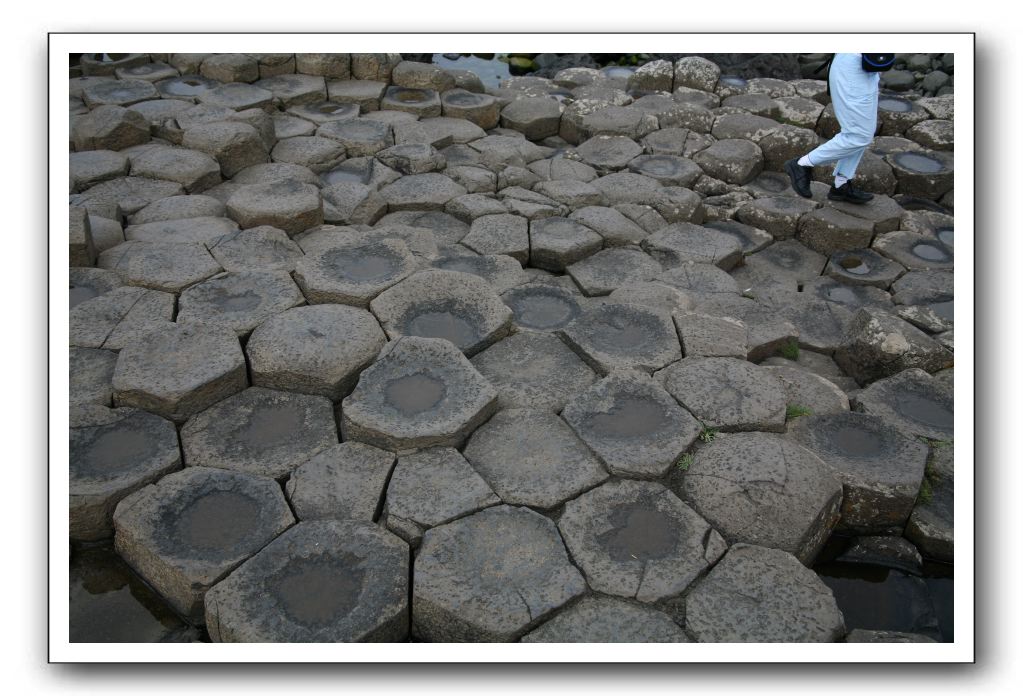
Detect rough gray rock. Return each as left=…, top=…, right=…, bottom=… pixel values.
left=176, top=270, right=306, bottom=337
left=69, top=347, right=118, bottom=407
left=566, top=247, right=663, bottom=296
left=380, top=447, right=501, bottom=547
left=72, top=105, right=151, bottom=152
left=205, top=520, right=408, bottom=642
left=285, top=442, right=395, bottom=521
left=787, top=412, right=929, bottom=534
left=181, top=386, right=337, bottom=479
left=69, top=285, right=174, bottom=350
left=558, top=302, right=681, bottom=375
left=206, top=226, right=305, bottom=273
left=853, top=368, right=953, bottom=442
left=113, top=466, right=294, bottom=622
left=562, top=369, right=700, bottom=478
left=463, top=408, right=608, bottom=510
left=500, top=97, right=562, bottom=140
left=677, top=432, right=843, bottom=564
left=246, top=304, right=386, bottom=400
left=379, top=173, right=467, bottom=211
left=642, top=222, right=743, bottom=270
left=693, top=139, right=763, bottom=184
left=528, top=217, right=604, bottom=272
left=294, top=238, right=418, bottom=307
left=834, top=307, right=953, bottom=385
left=341, top=337, right=498, bottom=451
left=501, top=281, right=586, bottom=332
left=112, top=322, right=247, bottom=423
left=558, top=479, right=726, bottom=602
left=521, top=597, right=690, bottom=643
left=70, top=406, right=181, bottom=541
left=182, top=121, right=269, bottom=178
left=761, top=364, right=851, bottom=416
left=674, top=311, right=748, bottom=359
left=413, top=505, right=586, bottom=642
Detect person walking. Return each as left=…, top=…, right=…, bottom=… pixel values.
left=785, top=53, right=890, bottom=204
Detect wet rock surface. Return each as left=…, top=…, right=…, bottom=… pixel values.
left=69, top=52, right=957, bottom=643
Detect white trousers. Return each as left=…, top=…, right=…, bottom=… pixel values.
left=806, top=53, right=880, bottom=180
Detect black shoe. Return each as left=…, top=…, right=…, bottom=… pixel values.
left=828, top=182, right=874, bottom=204
left=784, top=158, right=813, bottom=198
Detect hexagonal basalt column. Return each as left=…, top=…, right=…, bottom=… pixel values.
left=853, top=368, right=953, bottom=442
left=112, top=323, right=247, bottom=424
left=82, top=79, right=159, bottom=108
left=341, top=337, right=498, bottom=451
left=678, top=432, right=843, bottom=564
left=558, top=302, right=681, bottom=375
left=206, top=226, right=304, bottom=273
left=181, top=387, right=337, bottom=479
left=470, top=332, right=597, bottom=412
left=642, top=222, right=743, bottom=271
left=369, top=270, right=513, bottom=357
left=657, top=357, right=787, bottom=432
left=566, top=247, right=662, bottom=297
left=379, top=173, right=467, bottom=212
left=181, top=122, right=269, bottom=178
left=380, top=447, right=501, bottom=547
left=441, top=89, right=500, bottom=129
left=873, top=230, right=953, bottom=272
left=70, top=406, right=181, bottom=541
left=885, top=150, right=954, bottom=200
left=575, top=135, right=644, bottom=173
left=381, top=86, right=442, bottom=118
left=684, top=544, right=845, bottom=642
left=177, top=271, right=305, bottom=337
left=500, top=97, right=562, bottom=140
left=294, top=239, right=416, bottom=308
left=787, top=412, right=928, bottom=533
left=204, top=520, right=408, bottom=642
left=834, top=306, right=952, bottom=385
left=70, top=285, right=174, bottom=351
left=113, top=466, right=294, bottom=623
left=693, top=139, right=763, bottom=185
left=462, top=408, right=608, bottom=510
left=521, top=597, right=690, bottom=643
left=501, top=282, right=585, bottom=333
left=287, top=100, right=361, bottom=125
left=431, top=253, right=528, bottom=295
left=246, top=304, right=386, bottom=400
left=529, top=217, right=604, bottom=272
left=562, top=370, right=701, bottom=478
left=461, top=214, right=529, bottom=263
left=284, top=442, right=395, bottom=521
left=128, top=146, right=221, bottom=194
left=413, top=505, right=586, bottom=642
left=558, top=479, right=727, bottom=603
left=156, top=74, right=221, bottom=101
left=98, top=241, right=223, bottom=293
left=225, top=180, right=323, bottom=237
left=824, top=249, right=906, bottom=289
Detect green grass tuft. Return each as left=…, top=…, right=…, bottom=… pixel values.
left=785, top=404, right=813, bottom=421
left=675, top=453, right=694, bottom=471
left=778, top=340, right=799, bottom=361
left=699, top=426, right=719, bottom=443
left=918, top=477, right=934, bottom=505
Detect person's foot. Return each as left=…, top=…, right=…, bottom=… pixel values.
left=828, top=182, right=874, bottom=204
left=784, top=158, right=813, bottom=198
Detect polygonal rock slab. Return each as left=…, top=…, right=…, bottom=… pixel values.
left=124, top=216, right=238, bottom=245
left=501, top=282, right=586, bottom=332
left=834, top=307, right=952, bottom=385
left=693, top=138, right=763, bottom=185
left=678, top=432, right=843, bottom=564
left=500, top=97, right=562, bottom=140
left=270, top=136, right=347, bottom=173
left=177, top=271, right=306, bottom=337
left=657, top=357, right=787, bottom=432
left=70, top=406, right=181, bottom=541
left=113, top=466, right=294, bottom=622
left=796, top=207, right=875, bottom=255
left=575, top=135, right=644, bottom=172
left=226, top=180, right=323, bottom=237
left=129, top=146, right=221, bottom=194
left=69, top=347, right=117, bottom=407
left=470, top=332, right=597, bottom=412
left=247, top=304, right=386, bottom=400
left=379, top=173, right=467, bottom=211
left=342, top=337, right=498, bottom=450
left=412, top=505, right=587, bottom=642
left=761, top=364, right=851, bottom=416
left=558, top=479, right=726, bottom=602
left=72, top=105, right=151, bottom=152
left=206, top=226, right=305, bottom=273
left=559, top=302, right=681, bottom=375
left=674, top=311, right=748, bottom=359
left=824, top=249, right=906, bottom=290
left=853, top=368, right=953, bottom=442
left=380, top=447, right=501, bottom=547
left=642, top=222, right=743, bottom=270
left=294, top=238, right=418, bottom=308
left=684, top=544, right=845, bottom=642
left=566, top=247, right=662, bottom=296
left=98, top=240, right=222, bottom=293
left=181, top=387, right=337, bottom=479
left=460, top=214, right=528, bottom=263
left=284, top=442, right=395, bottom=521
left=873, top=230, right=953, bottom=272
left=521, top=596, right=690, bottom=643
left=570, top=205, right=648, bottom=246
left=657, top=262, right=741, bottom=300
left=112, top=323, right=247, bottom=424
left=431, top=253, right=528, bottom=294
left=529, top=217, right=604, bottom=272
left=369, top=269, right=513, bottom=356
left=787, top=412, right=928, bottom=534
left=181, top=121, right=269, bottom=178
left=205, top=520, right=408, bottom=642
left=906, top=455, right=954, bottom=562
left=70, top=285, right=175, bottom=350
left=562, top=369, right=701, bottom=478
left=463, top=408, right=608, bottom=510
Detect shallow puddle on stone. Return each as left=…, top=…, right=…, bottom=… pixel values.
left=70, top=544, right=195, bottom=642
left=894, top=152, right=945, bottom=174
left=929, top=300, right=954, bottom=321
left=323, top=247, right=399, bottom=283
left=80, top=427, right=153, bottom=476
left=161, top=77, right=213, bottom=96
left=393, top=89, right=430, bottom=103
left=635, top=157, right=680, bottom=177
left=210, top=287, right=262, bottom=313
left=509, top=292, right=578, bottom=330
left=244, top=404, right=305, bottom=448
left=320, top=167, right=371, bottom=186
left=590, top=318, right=653, bottom=352
left=405, top=310, right=479, bottom=347
left=828, top=424, right=886, bottom=458
left=175, top=491, right=261, bottom=552
left=435, top=257, right=488, bottom=278
left=598, top=504, right=678, bottom=562
left=815, top=561, right=950, bottom=641
left=878, top=97, right=913, bottom=113
left=272, top=555, right=364, bottom=626
left=718, top=75, right=747, bottom=87
left=443, top=91, right=486, bottom=106
left=911, top=242, right=950, bottom=262
left=70, top=285, right=99, bottom=308
left=894, top=392, right=954, bottom=430
left=384, top=372, right=446, bottom=415
left=589, top=397, right=669, bottom=438
left=826, top=286, right=861, bottom=304
left=839, top=257, right=871, bottom=275
left=936, top=228, right=954, bottom=246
